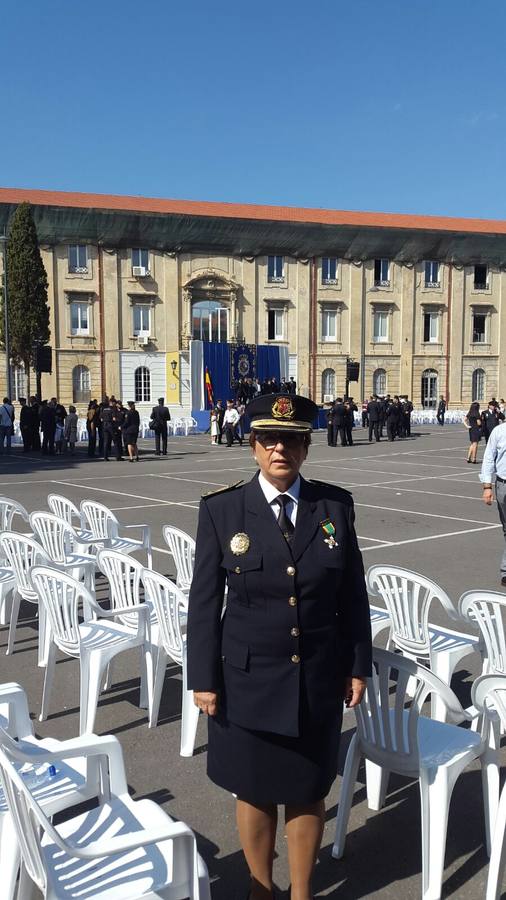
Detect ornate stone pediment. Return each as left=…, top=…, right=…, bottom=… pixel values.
left=183, top=269, right=240, bottom=293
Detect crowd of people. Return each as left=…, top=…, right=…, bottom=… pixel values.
left=209, top=375, right=298, bottom=447
left=326, top=394, right=414, bottom=447
left=0, top=394, right=172, bottom=462
left=465, top=397, right=506, bottom=463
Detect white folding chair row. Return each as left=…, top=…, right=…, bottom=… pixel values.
left=162, top=524, right=195, bottom=594
left=367, top=564, right=481, bottom=720
left=334, top=647, right=485, bottom=900
left=0, top=682, right=105, bottom=900
left=81, top=499, right=153, bottom=567
left=0, top=684, right=211, bottom=900
left=0, top=497, right=30, bottom=623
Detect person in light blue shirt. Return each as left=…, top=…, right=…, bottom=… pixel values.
left=480, top=420, right=506, bottom=584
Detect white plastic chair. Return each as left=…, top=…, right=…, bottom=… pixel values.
left=0, top=681, right=111, bottom=900
left=182, top=416, right=198, bottom=435
left=0, top=532, right=58, bottom=666
left=367, top=564, right=481, bottom=720
left=333, top=647, right=484, bottom=900
left=0, top=729, right=210, bottom=900
left=30, top=511, right=96, bottom=592
left=96, top=548, right=150, bottom=702
left=173, top=417, right=185, bottom=436
left=142, top=569, right=199, bottom=756
left=0, top=496, right=30, bottom=536
left=81, top=499, right=153, bottom=568
left=369, top=603, right=391, bottom=642
left=460, top=591, right=506, bottom=676
left=472, top=675, right=506, bottom=899
left=162, top=525, right=195, bottom=595
left=32, top=565, right=148, bottom=735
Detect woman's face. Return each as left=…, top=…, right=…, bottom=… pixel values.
left=252, top=431, right=308, bottom=485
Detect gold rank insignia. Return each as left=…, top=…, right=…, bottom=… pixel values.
left=271, top=396, right=295, bottom=420
left=230, top=532, right=250, bottom=555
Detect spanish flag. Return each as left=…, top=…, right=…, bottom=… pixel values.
left=205, top=367, right=214, bottom=408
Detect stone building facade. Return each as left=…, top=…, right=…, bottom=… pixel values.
left=0, top=187, right=505, bottom=413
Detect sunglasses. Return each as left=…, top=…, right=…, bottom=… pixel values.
left=255, top=432, right=305, bottom=449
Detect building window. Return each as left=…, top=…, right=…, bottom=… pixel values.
left=373, top=310, right=389, bottom=342
left=10, top=364, right=27, bottom=401
left=374, top=258, right=390, bottom=286
left=322, top=257, right=338, bottom=284
left=191, top=300, right=228, bottom=342
left=267, top=306, right=284, bottom=340
left=424, top=260, right=440, bottom=288
left=321, top=306, right=337, bottom=341
left=68, top=245, right=88, bottom=274
left=474, top=264, right=488, bottom=290
left=72, top=365, right=91, bottom=404
left=267, top=255, right=284, bottom=283
left=134, top=366, right=151, bottom=403
left=133, top=304, right=151, bottom=336
left=423, top=311, right=439, bottom=343
left=131, top=248, right=150, bottom=275
left=472, top=368, right=486, bottom=402
left=70, top=301, right=90, bottom=335
left=373, top=368, right=387, bottom=396
left=321, top=368, right=335, bottom=402
left=472, top=312, right=487, bottom=343
left=421, top=368, right=438, bottom=408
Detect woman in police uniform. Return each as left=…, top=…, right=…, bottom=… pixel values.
left=187, top=393, right=372, bottom=900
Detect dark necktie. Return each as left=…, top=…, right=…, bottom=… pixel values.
left=275, top=494, right=295, bottom=544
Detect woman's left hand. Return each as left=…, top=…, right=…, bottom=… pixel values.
left=344, top=676, right=367, bottom=708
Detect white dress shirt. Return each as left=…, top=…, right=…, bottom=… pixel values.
left=258, top=472, right=300, bottom=527
left=480, top=421, right=506, bottom=483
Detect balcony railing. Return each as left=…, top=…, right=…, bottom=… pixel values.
left=474, top=282, right=489, bottom=290
left=374, top=279, right=390, bottom=287
left=268, top=275, right=285, bottom=283
left=69, top=266, right=88, bottom=275
left=425, top=281, right=440, bottom=289
left=322, top=277, right=338, bottom=285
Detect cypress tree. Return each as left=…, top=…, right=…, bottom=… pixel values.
left=0, top=202, right=50, bottom=391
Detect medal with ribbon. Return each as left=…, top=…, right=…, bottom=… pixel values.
left=320, top=518, right=338, bottom=549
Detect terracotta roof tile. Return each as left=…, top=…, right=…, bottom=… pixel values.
left=0, top=186, right=505, bottom=236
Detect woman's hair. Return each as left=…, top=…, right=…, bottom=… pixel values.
left=468, top=401, right=481, bottom=416
left=69, top=405, right=76, bottom=413
left=248, top=431, right=312, bottom=449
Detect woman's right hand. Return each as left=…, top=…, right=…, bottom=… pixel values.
left=194, top=691, right=218, bottom=716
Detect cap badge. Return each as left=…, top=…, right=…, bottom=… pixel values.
left=272, top=397, right=295, bottom=420
left=320, top=518, right=338, bottom=549
left=230, top=532, right=250, bottom=555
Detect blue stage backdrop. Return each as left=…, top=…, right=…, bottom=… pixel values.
left=202, top=342, right=281, bottom=407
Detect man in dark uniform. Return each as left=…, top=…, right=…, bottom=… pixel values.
left=386, top=397, right=401, bottom=441
left=214, top=400, right=225, bottom=444
left=344, top=399, right=356, bottom=446
left=437, top=395, right=446, bottom=426
left=151, top=397, right=171, bottom=455
left=19, top=398, right=31, bottom=451
left=188, top=392, right=371, bottom=900
left=331, top=397, right=347, bottom=446
left=29, top=396, right=40, bottom=450
left=367, top=395, right=381, bottom=442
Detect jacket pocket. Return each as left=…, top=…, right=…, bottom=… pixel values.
left=222, top=639, right=249, bottom=671
left=221, top=551, right=263, bottom=607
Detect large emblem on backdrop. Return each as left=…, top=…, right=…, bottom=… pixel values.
left=230, top=344, right=257, bottom=385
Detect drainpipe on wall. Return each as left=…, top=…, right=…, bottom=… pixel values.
left=310, top=256, right=317, bottom=401
left=445, top=264, right=452, bottom=404
left=98, top=246, right=106, bottom=398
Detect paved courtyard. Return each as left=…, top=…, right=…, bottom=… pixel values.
left=0, top=423, right=502, bottom=898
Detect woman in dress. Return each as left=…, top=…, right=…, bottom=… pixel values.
left=210, top=407, right=218, bottom=445
left=466, top=400, right=482, bottom=463
left=187, top=393, right=372, bottom=900
left=123, top=400, right=140, bottom=462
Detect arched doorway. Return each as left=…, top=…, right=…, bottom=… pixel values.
left=134, top=366, right=151, bottom=403
left=421, top=368, right=438, bottom=408
left=321, top=368, right=335, bottom=402
left=472, top=368, right=486, bottom=403
left=72, top=365, right=91, bottom=404
left=373, top=368, right=387, bottom=396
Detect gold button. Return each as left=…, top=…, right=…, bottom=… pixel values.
left=291, top=654, right=300, bottom=664
left=287, top=566, right=296, bottom=576
left=235, top=566, right=241, bottom=574
left=288, top=596, right=297, bottom=606
left=291, top=627, right=300, bottom=637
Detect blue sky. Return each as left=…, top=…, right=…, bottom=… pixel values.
left=1, top=0, right=506, bottom=218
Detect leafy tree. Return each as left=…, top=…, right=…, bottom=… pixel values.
left=0, top=202, right=50, bottom=386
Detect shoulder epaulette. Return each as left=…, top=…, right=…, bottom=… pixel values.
left=202, top=480, right=244, bottom=499
left=309, top=479, right=353, bottom=499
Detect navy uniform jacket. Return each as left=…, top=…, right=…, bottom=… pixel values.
left=187, top=473, right=372, bottom=738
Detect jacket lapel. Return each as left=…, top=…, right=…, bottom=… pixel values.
left=291, top=477, right=321, bottom=563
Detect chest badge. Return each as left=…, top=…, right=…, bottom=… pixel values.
left=320, top=518, right=338, bottom=549
left=230, top=532, right=250, bottom=555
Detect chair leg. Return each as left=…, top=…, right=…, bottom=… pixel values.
left=103, top=658, right=114, bottom=692
left=16, top=860, right=39, bottom=900
left=139, top=644, right=148, bottom=709
left=148, top=647, right=166, bottom=728
left=419, top=765, right=456, bottom=900
left=332, top=733, right=362, bottom=859
left=0, top=814, right=20, bottom=900
left=6, top=591, right=20, bottom=655
left=431, top=653, right=453, bottom=722
left=39, top=642, right=57, bottom=722
left=181, top=643, right=199, bottom=757
left=486, top=783, right=506, bottom=900
left=482, top=714, right=502, bottom=857
left=37, top=602, right=50, bottom=668
left=80, top=651, right=104, bottom=735
left=0, top=583, right=13, bottom=626
left=366, top=760, right=390, bottom=810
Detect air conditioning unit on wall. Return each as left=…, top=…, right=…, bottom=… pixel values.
left=323, top=394, right=334, bottom=404
left=132, top=266, right=148, bottom=277
left=138, top=335, right=150, bottom=346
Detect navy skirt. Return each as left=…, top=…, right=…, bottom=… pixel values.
left=207, top=705, right=343, bottom=805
